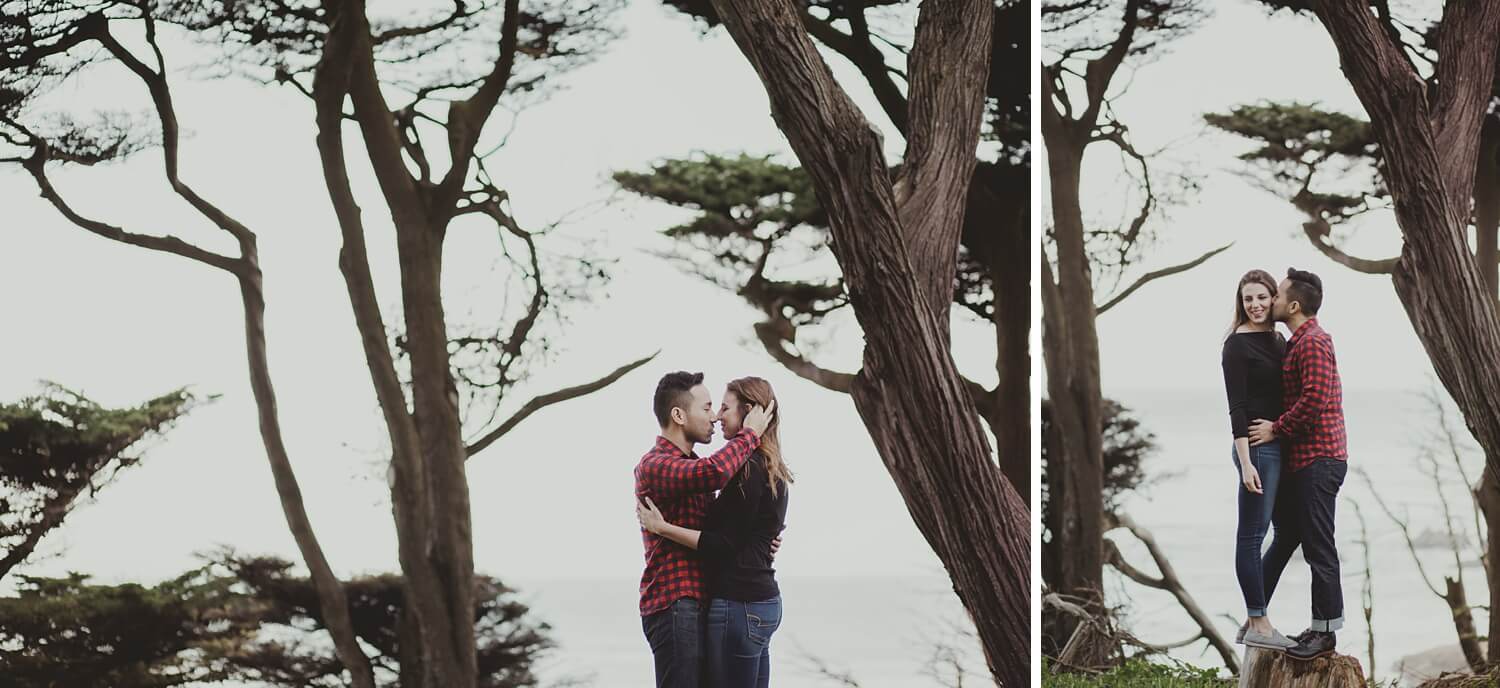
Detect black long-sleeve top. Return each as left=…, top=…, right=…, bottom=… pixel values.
left=1221, top=330, right=1287, bottom=439
left=700, top=451, right=788, bottom=602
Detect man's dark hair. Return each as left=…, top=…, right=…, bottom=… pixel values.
left=1285, top=268, right=1324, bottom=315
left=653, top=371, right=704, bottom=427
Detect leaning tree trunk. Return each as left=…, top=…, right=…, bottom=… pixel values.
left=1312, top=0, right=1500, bottom=504
left=704, top=0, right=1029, bottom=683
left=1474, top=117, right=1499, bottom=303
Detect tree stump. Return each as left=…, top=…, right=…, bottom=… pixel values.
left=1239, top=647, right=1366, bottom=688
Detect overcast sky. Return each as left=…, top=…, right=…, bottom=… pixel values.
left=0, top=1, right=1000, bottom=591
left=1042, top=0, right=1437, bottom=399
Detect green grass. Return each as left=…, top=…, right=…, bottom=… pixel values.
left=1041, top=658, right=1233, bottom=687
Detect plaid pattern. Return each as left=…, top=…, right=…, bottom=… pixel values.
left=1272, top=318, right=1348, bottom=471
left=635, top=431, right=760, bottom=616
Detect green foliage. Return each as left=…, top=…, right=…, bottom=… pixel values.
left=1041, top=657, right=1231, bottom=687
left=0, top=554, right=555, bottom=687
left=212, top=553, right=553, bottom=688
left=0, top=568, right=254, bottom=687
left=613, top=153, right=824, bottom=231
left=1040, top=398, right=1159, bottom=520
left=1204, top=102, right=1375, bottom=162
left=1204, top=102, right=1383, bottom=225
left=0, top=384, right=201, bottom=576
left=614, top=152, right=845, bottom=328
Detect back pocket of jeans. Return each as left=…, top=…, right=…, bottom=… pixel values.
left=746, top=606, right=781, bottom=646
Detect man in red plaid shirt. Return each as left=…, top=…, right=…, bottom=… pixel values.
left=1248, top=268, right=1349, bottom=661
left=635, top=371, right=774, bottom=688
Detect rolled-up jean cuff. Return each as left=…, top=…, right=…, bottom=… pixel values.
left=1247, top=608, right=1266, bottom=618
left=1311, top=617, right=1343, bottom=632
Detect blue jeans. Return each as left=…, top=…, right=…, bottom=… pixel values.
left=1233, top=442, right=1282, bottom=617
left=706, top=596, right=782, bottom=688
left=642, top=598, right=702, bottom=688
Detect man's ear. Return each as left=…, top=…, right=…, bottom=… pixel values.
left=670, top=406, right=686, bottom=427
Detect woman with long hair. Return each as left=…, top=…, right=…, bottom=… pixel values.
left=637, top=376, right=792, bottom=687
left=1222, top=269, right=1296, bottom=650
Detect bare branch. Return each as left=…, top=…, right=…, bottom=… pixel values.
left=1300, top=220, right=1397, bottom=275
left=1103, top=510, right=1238, bottom=673
left=1354, top=466, right=1444, bottom=598
left=20, top=153, right=242, bottom=275
left=465, top=351, right=659, bottom=459
left=1095, top=243, right=1232, bottom=315
left=752, top=320, right=854, bottom=394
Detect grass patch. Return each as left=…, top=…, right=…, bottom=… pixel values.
left=1041, top=657, right=1232, bottom=687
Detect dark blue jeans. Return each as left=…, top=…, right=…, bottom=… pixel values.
left=643, top=598, right=702, bottom=688
left=1233, top=441, right=1283, bottom=617
left=706, top=596, right=782, bottom=688
left=1262, top=457, right=1347, bottom=631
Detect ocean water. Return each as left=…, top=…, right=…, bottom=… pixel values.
left=1107, top=386, right=1488, bottom=685
left=514, top=575, right=987, bottom=687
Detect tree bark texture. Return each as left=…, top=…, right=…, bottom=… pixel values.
left=1312, top=0, right=1500, bottom=485
left=1239, top=648, right=1366, bottom=688
left=1038, top=131, right=1105, bottom=612
left=703, top=0, right=1029, bottom=683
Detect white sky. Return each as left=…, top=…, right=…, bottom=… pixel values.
left=0, top=1, right=999, bottom=589
left=1042, top=1, right=1437, bottom=398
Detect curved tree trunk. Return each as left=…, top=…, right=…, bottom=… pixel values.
left=238, top=268, right=380, bottom=688
left=1312, top=0, right=1500, bottom=472
left=703, top=0, right=1029, bottom=683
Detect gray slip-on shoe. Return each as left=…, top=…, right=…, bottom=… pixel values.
left=1235, top=622, right=1247, bottom=644
left=1243, top=627, right=1298, bottom=650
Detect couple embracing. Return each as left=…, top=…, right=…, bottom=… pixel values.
left=1222, top=268, right=1349, bottom=661
left=633, top=371, right=793, bottom=687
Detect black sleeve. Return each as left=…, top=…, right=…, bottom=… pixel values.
left=1222, top=337, right=1250, bottom=439
left=697, top=454, right=770, bottom=562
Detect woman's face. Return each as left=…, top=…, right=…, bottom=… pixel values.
left=717, top=391, right=746, bottom=437
left=1241, top=282, right=1273, bottom=325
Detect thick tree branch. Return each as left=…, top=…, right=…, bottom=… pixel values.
left=797, top=6, right=909, bottom=135
left=1096, top=243, right=1231, bottom=315
left=435, top=0, right=520, bottom=212
left=465, top=351, right=659, bottom=458
left=895, top=0, right=995, bottom=312
left=753, top=320, right=855, bottom=393
left=1079, top=0, right=1141, bottom=128
left=1430, top=1, right=1500, bottom=188
left=1299, top=221, right=1396, bottom=275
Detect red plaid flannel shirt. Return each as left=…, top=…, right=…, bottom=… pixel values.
left=634, top=430, right=760, bottom=616
left=1272, top=318, right=1348, bottom=471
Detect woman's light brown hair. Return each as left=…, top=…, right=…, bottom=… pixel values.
left=726, top=376, right=793, bottom=497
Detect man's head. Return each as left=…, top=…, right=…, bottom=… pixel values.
left=1273, top=267, right=1323, bottom=322
left=653, top=371, right=714, bottom=445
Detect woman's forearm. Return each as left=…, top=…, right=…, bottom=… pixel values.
left=654, top=522, right=702, bottom=550
left=1235, top=436, right=1252, bottom=467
